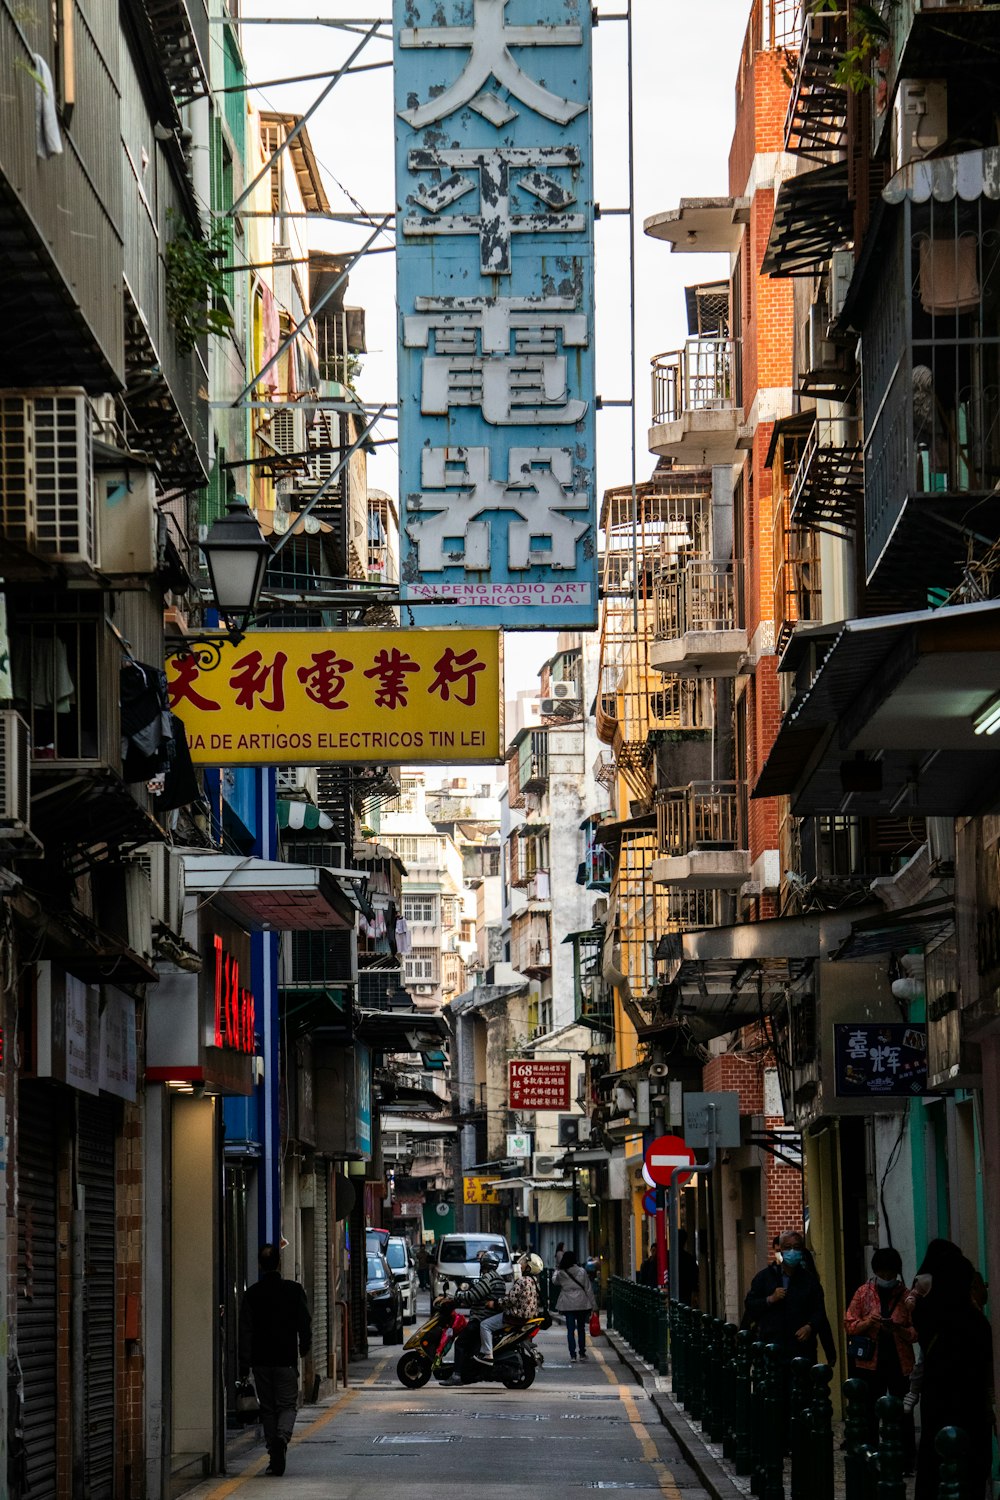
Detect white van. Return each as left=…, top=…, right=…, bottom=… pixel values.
left=431, top=1233, right=513, bottom=1298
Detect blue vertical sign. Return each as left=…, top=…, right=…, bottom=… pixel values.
left=394, top=0, right=597, bottom=629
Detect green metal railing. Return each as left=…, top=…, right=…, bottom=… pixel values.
left=609, top=1292, right=966, bottom=1500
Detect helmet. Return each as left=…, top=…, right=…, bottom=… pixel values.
left=479, top=1253, right=500, bottom=1274
left=521, top=1253, right=543, bottom=1277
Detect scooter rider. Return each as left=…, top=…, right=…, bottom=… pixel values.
left=451, top=1252, right=509, bottom=1367
left=475, top=1252, right=543, bottom=1364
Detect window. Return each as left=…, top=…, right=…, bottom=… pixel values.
left=405, top=949, right=437, bottom=982
left=403, top=895, right=436, bottom=925
left=386, top=836, right=422, bottom=865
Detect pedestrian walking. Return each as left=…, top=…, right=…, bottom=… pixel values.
left=554, top=1240, right=566, bottom=1268
left=907, top=1238, right=994, bottom=1500
left=671, top=1228, right=699, bottom=1305
left=238, top=1243, right=312, bottom=1477
left=553, top=1250, right=596, bottom=1363
left=416, top=1244, right=431, bottom=1291
left=744, top=1229, right=829, bottom=1363
left=844, top=1247, right=917, bottom=1466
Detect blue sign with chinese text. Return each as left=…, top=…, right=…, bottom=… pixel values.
left=833, top=1023, right=927, bottom=1098
left=394, top=0, right=597, bottom=628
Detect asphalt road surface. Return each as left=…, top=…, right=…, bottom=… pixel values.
left=187, top=1319, right=711, bottom=1500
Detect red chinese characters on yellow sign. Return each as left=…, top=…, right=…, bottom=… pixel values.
left=165, top=629, right=502, bottom=765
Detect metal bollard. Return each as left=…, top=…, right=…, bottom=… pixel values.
left=657, top=1292, right=670, bottom=1375
left=760, top=1345, right=786, bottom=1500
left=809, top=1363, right=834, bottom=1500
left=842, top=1378, right=873, bottom=1500
left=733, top=1328, right=754, bottom=1476
left=708, top=1318, right=727, bottom=1443
left=874, top=1394, right=905, bottom=1500
left=700, top=1315, right=717, bottom=1435
left=721, top=1323, right=739, bottom=1461
left=688, top=1310, right=705, bottom=1423
left=749, top=1341, right=765, bottom=1496
left=934, top=1426, right=968, bottom=1500
left=788, top=1356, right=812, bottom=1500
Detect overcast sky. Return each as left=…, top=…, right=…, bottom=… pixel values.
left=239, top=1, right=749, bottom=693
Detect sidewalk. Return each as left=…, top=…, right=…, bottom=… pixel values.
left=603, top=1329, right=916, bottom=1500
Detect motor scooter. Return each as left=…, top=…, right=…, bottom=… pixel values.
left=396, top=1296, right=549, bottom=1390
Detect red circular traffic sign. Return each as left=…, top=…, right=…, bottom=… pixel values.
left=643, top=1133, right=695, bottom=1188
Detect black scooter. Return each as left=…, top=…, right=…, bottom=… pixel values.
left=444, top=1311, right=549, bottom=1389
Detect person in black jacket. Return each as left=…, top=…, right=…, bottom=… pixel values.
left=238, top=1244, right=312, bottom=1476
left=744, top=1230, right=829, bottom=1364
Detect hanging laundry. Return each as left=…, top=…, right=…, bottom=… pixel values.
left=32, top=53, right=63, bottom=159
left=261, top=284, right=281, bottom=393
left=121, top=659, right=175, bottom=781
left=155, top=714, right=201, bottom=811
left=395, top=917, right=412, bottom=955
left=534, top=869, right=551, bottom=900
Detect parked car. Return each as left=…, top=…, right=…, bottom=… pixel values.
left=366, top=1251, right=404, bottom=1343
left=366, top=1227, right=391, bottom=1255
left=431, top=1234, right=513, bottom=1298
left=385, top=1235, right=420, bottom=1323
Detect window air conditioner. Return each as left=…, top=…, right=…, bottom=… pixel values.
left=0, top=711, right=38, bottom=850
left=891, top=79, right=948, bottom=173
left=97, top=466, right=158, bottom=575
left=550, top=680, right=579, bottom=702
left=0, top=390, right=95, bottom=567
left=260, top=406, right=307, bottom=457
left=828, top=251, right=854, bottom=324
left=124, top=859, right=154, bottom=961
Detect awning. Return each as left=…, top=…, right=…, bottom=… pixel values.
left=656, top=906, right=879, bottom=1041
left=762, top=162, right=852, bottom=277
left=277, top=799, right=334, bottom=831
left=829, top=896, right=955, bottom=961
left=355, top=1009, right=449, bottom=1051
left=754, top=600, right=1000, bottom=816
left=883, top=145, right=1000, bottom=206
left=593, top=812, right=657, bottom=849
left=181, top=852, right=367, bottom=930
left=280, top=987, right=350, bottom=1041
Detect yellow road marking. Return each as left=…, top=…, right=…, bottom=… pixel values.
left=592, top=1345, right=682, bottom=1500
left=201, top=1357, right=389, bottom=1499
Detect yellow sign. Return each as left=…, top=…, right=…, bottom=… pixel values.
left=166, top=629, right=502, bottom=765
left=463, top=1177, right=501, bottom=1205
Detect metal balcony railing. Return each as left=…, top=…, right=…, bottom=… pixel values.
left=661, top=888, right=727, bottom=933
left=789, top=417, right=863, bottom=531
left=783, top=8, right=849, bottom=160
left=518, top=732, right=550, bottom=794
left=654, top=559, right=742, bottom=640
left=650, top=340, right=739, bottom=426
left=656, top=783, right=741, bottom=858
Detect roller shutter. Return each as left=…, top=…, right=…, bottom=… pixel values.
left=77, top=1096, right=117, bottom=1500
left=16, top=1083, right=59, bottom=1500
left=312, top=1168, right=329, bottom=1378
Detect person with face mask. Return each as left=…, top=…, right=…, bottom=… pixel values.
left=844, top=1247, right=917, bottom=1466
left=743, top=1229, right=829, bottom=1366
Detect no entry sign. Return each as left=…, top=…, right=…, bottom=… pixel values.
left=643, top=1133, right=695, bottom=1188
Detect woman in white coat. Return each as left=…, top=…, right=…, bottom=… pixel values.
left=552, top=1251, right=596, bottom=1362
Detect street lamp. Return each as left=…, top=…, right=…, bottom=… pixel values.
left=201, top=495, right=271, bottom=639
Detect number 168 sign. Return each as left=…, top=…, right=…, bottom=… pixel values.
left=509, top=1060, right=571, bottom=1111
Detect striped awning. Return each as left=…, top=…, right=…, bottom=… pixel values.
left=883, top=146, right=1000, bottom=206
left=277, top=799, right=333, bottom=832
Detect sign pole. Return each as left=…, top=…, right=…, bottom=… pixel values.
left=655, top=1185, right=667, bottom=1290
left=571, top=1150, right=581, bottom=1259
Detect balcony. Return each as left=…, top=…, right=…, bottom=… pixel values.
left=644, top=198, right=748, bottom=255
left=877, top=2, right=1000, bottom=149
left=651, top=558, right=746, bottom=677
left=861, top=161, right=1000, bottom=603
left=511, top=910, right=552, bottom=976
left=661, top=888, right=729, bottom=935
left=789, top=416, right=863, bottom=532
left=0, top=3, right=123, bottom=389
left=649, top=340, right=742, bottom=464
left=784, top=8, right=849, bottom=160
left=652, top=783, right=750, bottom=890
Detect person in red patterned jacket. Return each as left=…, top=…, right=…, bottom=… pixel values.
left=844, top=1247, right=917, bottom=1464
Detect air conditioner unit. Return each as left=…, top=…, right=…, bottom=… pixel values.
left=0, top=711, right=37, bottom=848
left=891, top=78, right=948, bottom=173
left=540, top=695, right=579, bottom=717
left=97, top=466, right=158, bottom=575
left=532, top=1153, right=565, bottom=1179
left=260, top=406, right=307, bottom=457
left=124, top=859, right=153, bottom=961
left=550, top=680, right=579, bottom=702
left=299, top=410, right=341, bottom=493
left=137, top=843, right=185, bottom=936
left=828, top=251, right=854, bottom=324
left=0, top=390, right=95, bottom=566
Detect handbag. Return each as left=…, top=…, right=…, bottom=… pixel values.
left=234, top=1377, right=259, bottom=1420
left=589, top=1309, right=601, bottom=1338
left=846, top=1334, right=876, bottom=1363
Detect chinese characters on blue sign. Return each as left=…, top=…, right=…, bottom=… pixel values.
left=393, top=0, right=597, bottom=628
left=833, top=1023, right=928, bottom=1098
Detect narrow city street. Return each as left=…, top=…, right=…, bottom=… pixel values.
left=187, top=1321, right=709, bottom=1500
